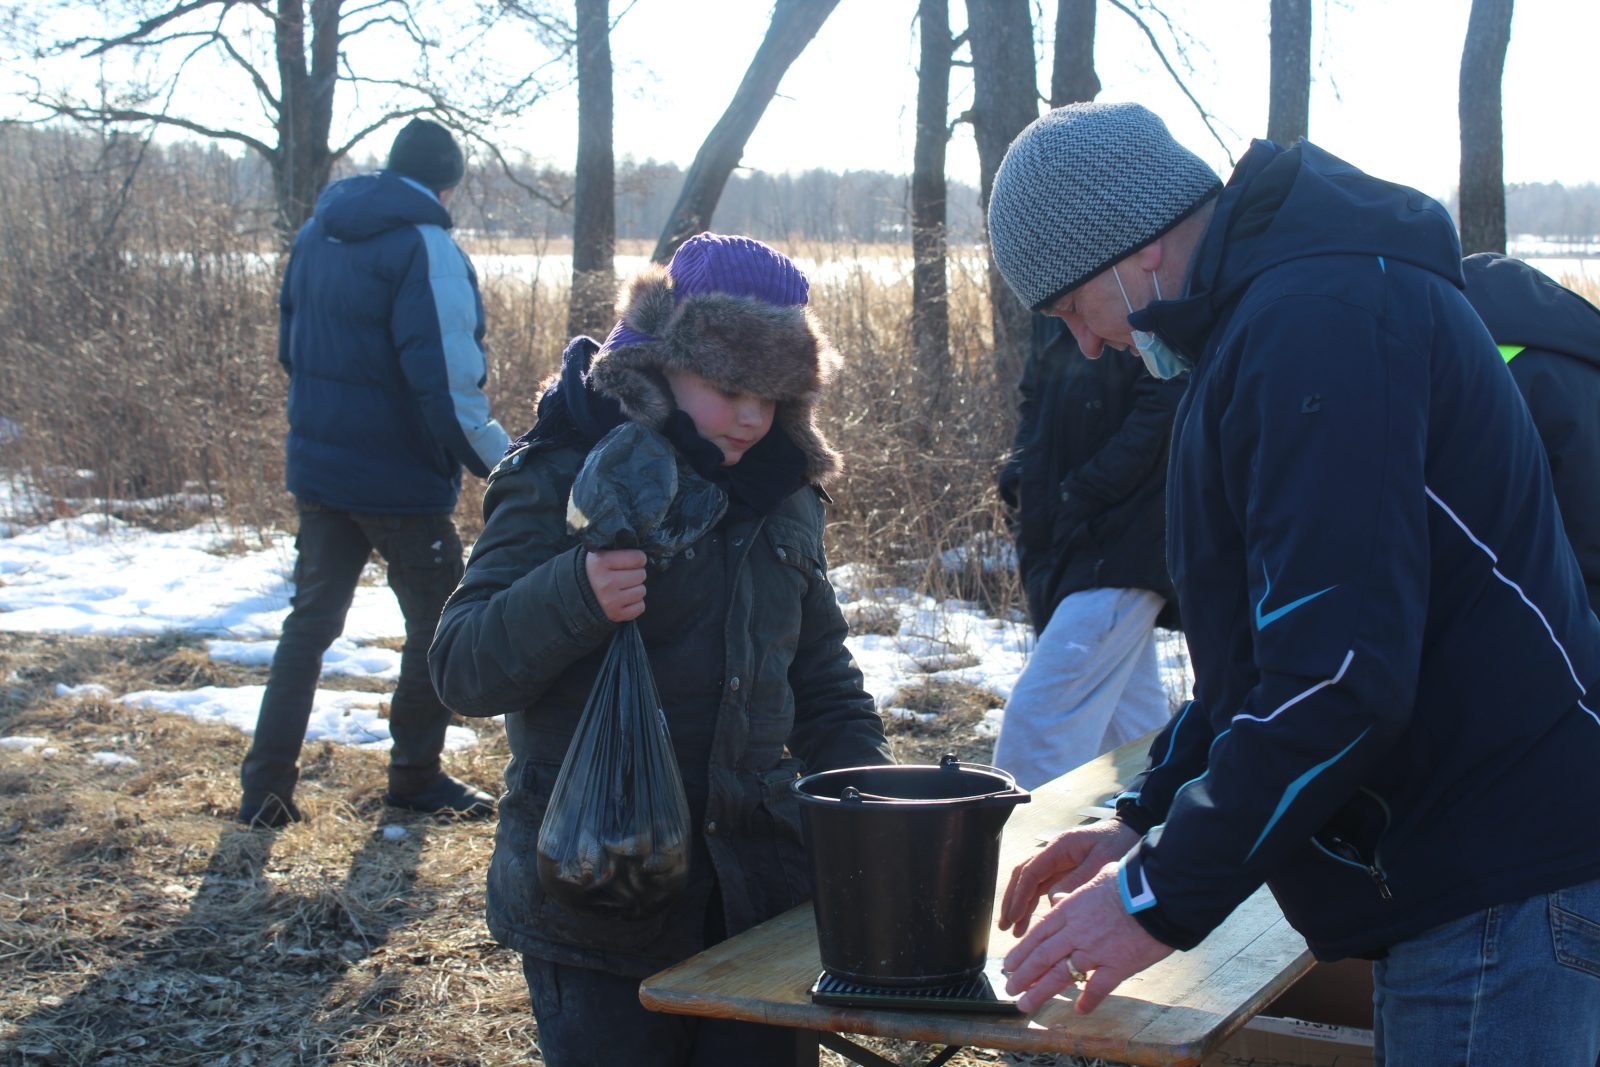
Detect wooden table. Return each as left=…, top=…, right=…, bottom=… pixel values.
left=639, top=734, right=1315, bottom=1067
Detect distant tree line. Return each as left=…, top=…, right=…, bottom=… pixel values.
left=0, top=122, right=990, bottom=248
left=12, top=123, right=1600, bottom=253
left=459, top=156, right=988, bottom=246
left=1500, top=183, right=1600, bottom=247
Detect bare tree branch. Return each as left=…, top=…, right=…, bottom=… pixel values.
left=1105, top=0, right=1235, bottom=166
left=330, top=107, right=430, bottom=159
left=79, top=0, right=232, bottom=56
left=8, top=0, right=579, bottom=239
left=458, top=129, right=571, bottom=211
left=36, top=102, right=274, bottom=157
left=216, top=26, right=279, bottom=110
left=650, top=0, right=843, bottom=262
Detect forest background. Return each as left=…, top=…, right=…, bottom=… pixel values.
left=1, top=0, right=1590, bottom=580
left=1, top=1, right=1598, bottom=1064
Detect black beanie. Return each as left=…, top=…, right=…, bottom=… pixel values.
left=386, top=119, right=465, bottom=191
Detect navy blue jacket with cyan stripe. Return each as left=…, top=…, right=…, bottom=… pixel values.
left=278, top=171, right=509, bottom=514
left=1114, top=139, right=1600, bottom=961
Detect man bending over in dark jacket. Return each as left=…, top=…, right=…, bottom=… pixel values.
left=985, top=102, right=1600, bottom=1065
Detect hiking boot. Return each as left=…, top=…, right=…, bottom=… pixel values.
left=384, top=772, right=495, bottom=818
left=237, top=792, right=304, bottom=829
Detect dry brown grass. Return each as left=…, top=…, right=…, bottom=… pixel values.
left=0, top=631, right=1106, bottom=1066
left=0, top=133, right=1024, bottom=612
left=0, top=129, right=1072, bottom=1065
left=0, top=631, right=531, bottom=1066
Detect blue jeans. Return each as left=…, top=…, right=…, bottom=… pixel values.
left=1373, top=875, right=1600, bottom=1065
left=240, top=501, right=465, bottom=800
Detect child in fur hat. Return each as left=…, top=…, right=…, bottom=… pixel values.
left=429, top=233, right=893, bottom=1067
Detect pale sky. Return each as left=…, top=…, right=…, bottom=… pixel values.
left=9, top=1, right=1597, bottom=206
left=577, top=0, right=1600, bottom=203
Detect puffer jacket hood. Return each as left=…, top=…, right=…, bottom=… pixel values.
left=277, top=168, right=507, bottom=513
left=1462, top=251, right=1600, bottom=616
left=1462, top=252, right=1600, bottom=369
left=1136, top=139, right=1464, bottom=360
left=314, top=171, right=452, bottom=243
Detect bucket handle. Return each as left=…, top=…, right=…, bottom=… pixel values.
left=836, top=753, right=1030, bottom=807
left=938, top=752, right=1031, bottom=806
left=837, top=784, right=1029, bottom=808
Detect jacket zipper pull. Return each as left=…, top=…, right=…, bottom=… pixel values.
left=1333, top=835, right=1393, bottom=901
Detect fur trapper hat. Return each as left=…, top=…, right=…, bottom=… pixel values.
left=589, top=233, right=842, bottom=483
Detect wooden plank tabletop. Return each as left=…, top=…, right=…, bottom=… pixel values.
left=639, top=734, right=1314, bottom=1067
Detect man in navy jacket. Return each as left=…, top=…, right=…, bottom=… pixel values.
left=239, top=119, right=510, bottom=828
left=984, top=103, right=1600, bottom=1064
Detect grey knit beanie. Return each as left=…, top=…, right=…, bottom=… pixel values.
left=988, top=102, right=1223, bottom=311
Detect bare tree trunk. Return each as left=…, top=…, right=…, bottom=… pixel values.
left=22, top=0, right=577, bottom=248
left=965, top=0, right=1039, bottom=383
left=1267, top=0, right=1311, bottom=146
left=1459, top=0, right=1513, bottom=255
left=911, top=0, right=952, bottom=394
left=1050, top=0, right=1100, bottom=107
left=272, top=0, right=340, bottom=238
left=568, top=0, right=616, bottom=340
left=650, top=0, right=841, bottom=264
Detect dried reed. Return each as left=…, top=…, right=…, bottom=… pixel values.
left=0, top=129, right=1026, bottom=618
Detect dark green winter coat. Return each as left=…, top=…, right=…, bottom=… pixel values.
left=430, top=339, right=892, bottom=979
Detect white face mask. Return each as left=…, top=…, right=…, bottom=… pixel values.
left=1112, top=265, right=1191, bottom=380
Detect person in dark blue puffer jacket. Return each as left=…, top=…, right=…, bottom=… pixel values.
left=238, top=119, right=510, bottom=828
left=984, top=102, right=1600, bottom=1066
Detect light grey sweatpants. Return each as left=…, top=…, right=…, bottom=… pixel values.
left=992, top=587, right=1171, bottom=790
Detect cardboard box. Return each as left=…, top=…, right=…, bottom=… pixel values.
left=1201, top=959, right=1375, bottom=1066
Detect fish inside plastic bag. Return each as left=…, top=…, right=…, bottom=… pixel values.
left=537, top=422, right=726, bottom=920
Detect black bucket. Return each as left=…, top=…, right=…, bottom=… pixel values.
left=793, top=753, right=1030, bottom=988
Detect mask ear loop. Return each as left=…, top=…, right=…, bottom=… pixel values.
left=1111, top=263, right=1166, bottom=315
left=1111, top=264, right=1136, bottom=316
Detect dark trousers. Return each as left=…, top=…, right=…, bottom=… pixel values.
left=522, top=956, right=820, bottom=1067
left=240, top=500, right=465, bottom=799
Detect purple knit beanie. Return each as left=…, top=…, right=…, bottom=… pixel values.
left=668, top=233, right=810, bottom=304
left=602, top=233, right=810, bottom=350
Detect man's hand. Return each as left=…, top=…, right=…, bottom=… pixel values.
left=585, top=548, right=647, bottom=622
left=1003, top=866, right=1174, bottom=1015
left=1000, top=818, right=1140, bottom=936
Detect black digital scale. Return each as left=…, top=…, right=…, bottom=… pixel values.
left=809, top=959, right=1024, bottom=1014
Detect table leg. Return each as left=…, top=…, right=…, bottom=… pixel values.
left=817, top=1031, right=963, bottom=1067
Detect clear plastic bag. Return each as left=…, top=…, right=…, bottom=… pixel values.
left=536, top=422, right=721, bottom=920
left=535, top=619, right=691, bottom=920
